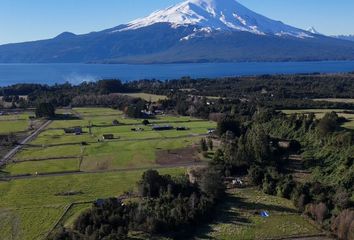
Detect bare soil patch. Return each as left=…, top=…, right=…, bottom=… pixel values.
left=156, top=147, right=200, bottom=165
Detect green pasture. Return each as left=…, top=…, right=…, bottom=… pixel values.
left=5, top=158, right=80, bottom=175
left=0, top=168, right=185, bottom=240
left=5, top=107, right=215, bottom=176
left=201, top=188, right=321, bottom=240
left=0, top=120, right=29, bottom=134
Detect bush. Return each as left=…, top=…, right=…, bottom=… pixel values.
left=142, top=119, right=150, bottom=125
left=331, top=209, right=354, bottom=240
left=276, top=176, right=296, bottom=199
left=305, top=202, right=329, bottom=223
left=248, top=165, right=265, bottom=186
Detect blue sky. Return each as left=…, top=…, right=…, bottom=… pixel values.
left=0, top=0, right=353, bottom=44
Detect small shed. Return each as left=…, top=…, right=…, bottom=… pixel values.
left=176, top=127, right=189, bottom=131
left=207, top=129, right=215, bottom=134
left=64, top=127, right=82, bottom=135
left=112, top=120, right=120, bottom=126
left=152, top=125, right=174, bottom=131
left=103, top=134, right=114, bottom=140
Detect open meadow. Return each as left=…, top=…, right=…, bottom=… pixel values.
left=198, top=188, right=322, bottom=240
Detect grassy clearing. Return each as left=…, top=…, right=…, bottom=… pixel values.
left=313, top=98, right=354, bottom=104
left=14, top=145, right=82, bottom=161
left=0, top=112, right=34, bottom=121
left=121, top=93, right=167, bottom=102
left=198, top=188, right=321, bottom=240
left=80, top=137, right=198, bottom=171
left=0, top=120, right=29, bottom=134
left=0, top=168, right=185, bottom=240
left=282, top=109, right=354, bottom=130
left=5, top=158, right=80, bottom=175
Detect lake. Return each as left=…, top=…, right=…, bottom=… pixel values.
left=0, top=61, right=354, bottom=86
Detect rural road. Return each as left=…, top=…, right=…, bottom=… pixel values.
left=0, top=120, right=52, bottom=167
left=3, top=161, right=207, bottom=180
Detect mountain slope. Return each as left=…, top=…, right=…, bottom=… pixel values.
left=122, top=0, right=311, bottom=38
left=333, top=35, right=354, bottom=42
left=0, top=0, right=353, bottom=63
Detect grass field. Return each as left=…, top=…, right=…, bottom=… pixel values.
left=282, top=109, right=354, bottom=130
left=120, top=93, right=167, bottom=102
left=3, top=108, right=215, bottom=176
left=198, top=188, right=321, bottom=240
left=0, top=168, right=185, bottom=240
left=313, top=98, right=354, bottom=104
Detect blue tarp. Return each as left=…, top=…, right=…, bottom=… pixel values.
left=260, top=211, right=270, bottom=217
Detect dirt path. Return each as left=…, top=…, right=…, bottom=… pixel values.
left=0, top=120, right=52, bottom=167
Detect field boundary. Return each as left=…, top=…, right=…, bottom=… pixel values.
left=2, top=161, right=206, bottom=180
left=13, top=156, right=80, bottom=163
left=264, top=233, right=330, bottom=240
left=44, top=201, right=94, bottom=240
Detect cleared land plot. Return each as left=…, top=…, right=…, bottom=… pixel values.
left=199, top=188, right=321, bottom=240
left=282, top=109, right=354, bottom=130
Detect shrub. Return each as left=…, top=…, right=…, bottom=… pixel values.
left=305, top=202, right=329, bottom=223
left=331, top=209, right=354, bottom=240
left=248, top=165, right=265, bottom=186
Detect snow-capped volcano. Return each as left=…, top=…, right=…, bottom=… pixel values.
left=0, top=0, right=354, bottom=63
left=122, top=0, right=312, bottom=38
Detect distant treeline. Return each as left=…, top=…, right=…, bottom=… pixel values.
left=129, top=73, right=354, bottom=99
left=1, top=74, right=354, bottom=111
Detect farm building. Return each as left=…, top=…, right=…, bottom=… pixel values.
left=64, top=127, right=82, bottom=135
left=152, top=125, right=174, bottom=131
left=102, top=134, right=114, bottom=140
left=131, top=128, right=144, bottom=132
left=176, top=126, right=189, bottom=131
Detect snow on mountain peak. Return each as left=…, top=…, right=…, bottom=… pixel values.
left=307, top=26, right=321, bottom=35
left=120, top=0, right=312, bottom=39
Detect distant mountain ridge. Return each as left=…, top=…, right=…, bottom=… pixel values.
left=333, top=35, right=354, bottom=42
left=0, top=0, right=354, bottom=63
